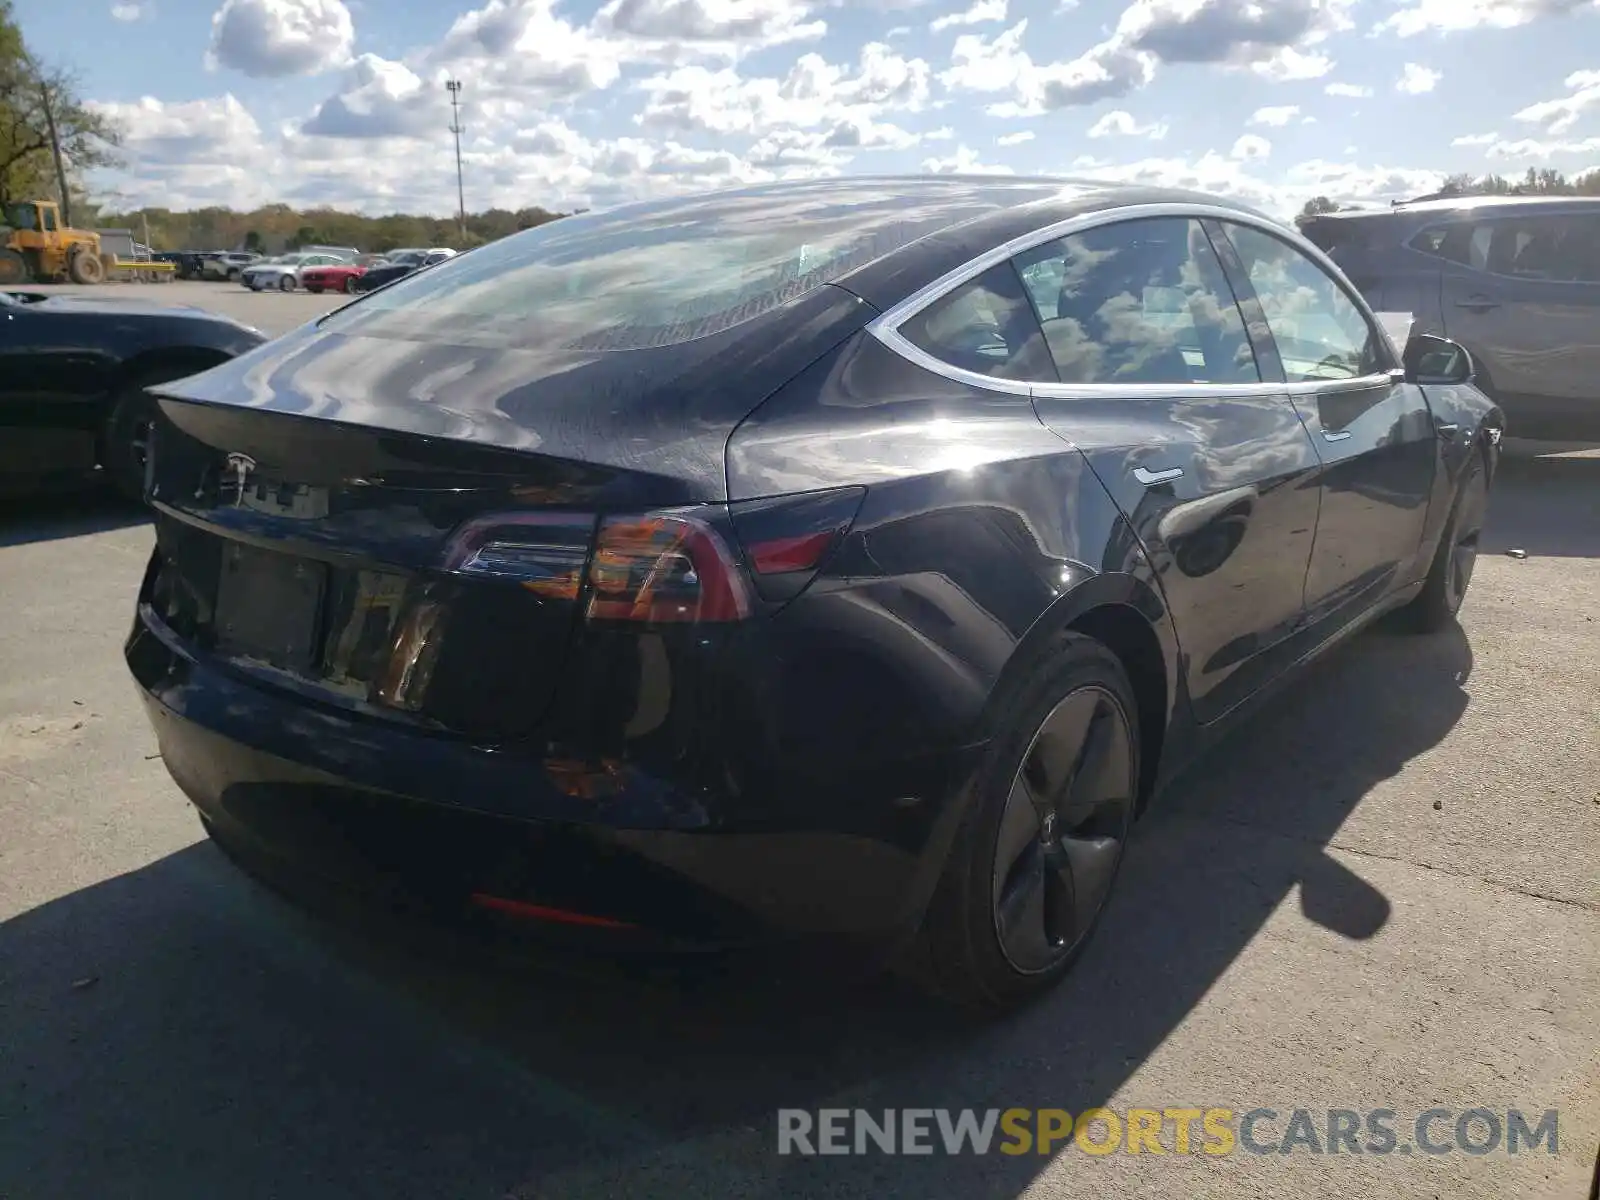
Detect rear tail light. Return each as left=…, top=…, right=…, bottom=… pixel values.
left=442, top=512, right=593, bottom=600
left=441, top=487, right=865, bottom=622
left=587, top=512, right=750, bottom=623
left=729, top=486, right=865, bottom=602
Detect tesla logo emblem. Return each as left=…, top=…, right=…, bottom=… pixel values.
left=223, top=453, right=256, bottom=506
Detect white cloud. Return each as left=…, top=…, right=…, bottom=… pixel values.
left=1116, top=0, right=1355, bottom=71
left=636, top=42, right=930, bottom=135
left=1250, top=104, right=1299, bottom=125
left=1376, top=0, right=1598, bottom=38
left=1486, top=134, right=1600, bottom=157
left=1396, top=62, right=1440, bottom=93
left=886, top=23, right=912, bottom=36
left=1252, top=48, right=1333, bottom=80
left=301, top=55, right=440, bottom=138
left=921, top=143, right=1015, bottom=173
left=1452, top=131, right=1498, bottom=146
left=925, top=124, right=956, bottom=139
left=942, top=20, right=1155, bottom=116
left=206, top=0, right=354, bottom=77
left=86, top=94, right=274, bottom=211
left=1324, top=81, right=1372, bottom=97
left=589, top=0, right=827, bottom=59
left=997, top=129, right=1035, bottom=145
left=931, top=0, right=1007, bottom=33
left=1087, top=109, right=1168, bottom=138
left=1513, top=68, right=1600, bottom=134
left=429, top=0, right=624, bottom=98
left=943, top=0, right=1353, bottom=116
left=111, top=2, right=144, bottom=19
left=89, top=93, right=264, bottom=161
left=1231, top=133, right=1271, bottom=159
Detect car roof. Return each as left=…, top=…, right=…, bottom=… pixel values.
left=584, top=173, right=1275, bottom=228
left=706, top=174, right=1283, bottom=310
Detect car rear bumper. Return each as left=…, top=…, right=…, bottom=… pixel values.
left=127, top=607, right=983, bottom=950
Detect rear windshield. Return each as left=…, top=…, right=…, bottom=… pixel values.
left=322, top=180, right=1069, bottom=352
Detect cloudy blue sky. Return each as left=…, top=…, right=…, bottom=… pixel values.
left=11, top=0, right=1600, bottom=216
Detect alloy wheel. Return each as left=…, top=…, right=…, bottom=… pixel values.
left=990, top=685, right=1135, bottom=974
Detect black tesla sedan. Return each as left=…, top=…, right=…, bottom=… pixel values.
left=126, top=176, right=1499, bottom=1009
left=0, top=289, right=265, bottom=497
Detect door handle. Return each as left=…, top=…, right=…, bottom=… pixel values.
left=1132, top=466, right=1183, bottom=485
left=1321, top=429, right=1353, bottom=442
left=1435, top=422, right=1460, bottom=440
left=1454, top=296, right=1500, bottom=312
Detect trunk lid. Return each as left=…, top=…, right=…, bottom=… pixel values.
left=139, top=282, right=874, bottom=738
left=144, top=399, right=624, bottom=738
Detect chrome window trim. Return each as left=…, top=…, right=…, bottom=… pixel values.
left=867, top=201, right=1400, bottom=401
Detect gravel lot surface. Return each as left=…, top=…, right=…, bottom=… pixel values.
left=2, top=279, right=1597, bottom=1199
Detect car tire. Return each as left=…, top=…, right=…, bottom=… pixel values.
left=102, top=371, right=195, bottom=502
left=279, top=275, right=296, bottom=292
left=903, top=632, right=1140, bottom=1012
left=343, top=276, right=358, bottom=294
left=228, top=269, right=241, bottom=282
left=1398, top=448, right=1490, bottom=634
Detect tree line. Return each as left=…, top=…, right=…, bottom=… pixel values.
left=1298, top=166, right=1600, bottom=223
left=89, top=203, right=571, bottom=254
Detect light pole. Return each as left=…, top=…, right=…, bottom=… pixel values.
left=445, top=79, right=466, bottom=242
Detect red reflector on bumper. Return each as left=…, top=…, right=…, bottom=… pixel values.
left=469, top=892, right=636, bottom=929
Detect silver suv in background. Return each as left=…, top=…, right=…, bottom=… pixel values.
left=1301, top=195, right=1600, bottom=442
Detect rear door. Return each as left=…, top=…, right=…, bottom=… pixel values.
left=1433, top=209, right=1600, bottom=441
left=0, top=304, right=117, bottom=481
left=1015, top=215, right=1323, bottom=725
left=1215, top=220, right=1438, bottom=633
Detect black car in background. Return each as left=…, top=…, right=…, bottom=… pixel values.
left=127, top=177, right=1500, bottom=1010
left=351, top=248, right=456, bottom=292
left=0, top=289, right=265, bottom=497
left=152, top=251, right=220, bottom=281
left=1301, top=194, right=1600, bottom=442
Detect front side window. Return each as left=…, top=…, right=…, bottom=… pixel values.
left=1224, top=223, right=1383, bottom=383
left=899, top=262, right=1056, bottom=382
left=1013, top=217, right=1260, bottom=386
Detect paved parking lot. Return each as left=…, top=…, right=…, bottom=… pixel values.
left=42, top=278, right=349, bottom=337
left=1, top=281, right=1597, bottom=1199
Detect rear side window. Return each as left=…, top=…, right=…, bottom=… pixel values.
left=1411, top=213, right=1600, bottom=282
left=899, top=263, right=1057, bottom=382
left=1011, top=217, right=1261, bottom=386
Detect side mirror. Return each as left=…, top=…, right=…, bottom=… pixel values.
left=1403, top=333, right=1474, bottom=386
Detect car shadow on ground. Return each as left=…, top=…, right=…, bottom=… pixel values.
left=21, top=450, right=1595, bottom=1198
left=0, top=490, right=149, bottom=548
left=0, top=624, right=1473, bottom=1200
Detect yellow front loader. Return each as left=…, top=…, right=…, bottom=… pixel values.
left=0, top=200, right=107, bottom=285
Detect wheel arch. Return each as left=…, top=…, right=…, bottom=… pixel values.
left=97, top=345, right=235, bottom=465
left=116, top=345, right=234, bottom=393
left=985, top=569, right=1179, bottom=814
